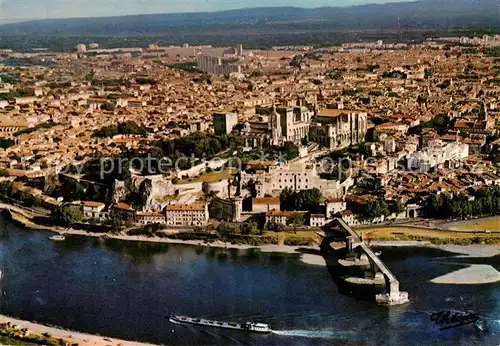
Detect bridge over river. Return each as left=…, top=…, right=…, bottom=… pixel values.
left=330, top=218, right=409, bottom=306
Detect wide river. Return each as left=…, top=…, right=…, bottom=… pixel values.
left=0, top=216, right=498, bottom=345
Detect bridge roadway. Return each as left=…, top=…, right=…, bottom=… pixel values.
left=334, top=218, right=404, bottom=303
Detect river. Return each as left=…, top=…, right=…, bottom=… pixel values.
left=0, top=216, right=498, bottom=345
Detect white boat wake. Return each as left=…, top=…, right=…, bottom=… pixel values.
left=272, top=329, right=353, bottom=339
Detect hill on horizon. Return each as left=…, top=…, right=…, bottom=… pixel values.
left=1, top=0, right=500, bottom=36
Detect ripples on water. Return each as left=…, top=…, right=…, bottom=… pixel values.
left=0, top=217, right=498, bottom=345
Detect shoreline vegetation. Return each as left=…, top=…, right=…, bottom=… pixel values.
left=0, top=205, right=499, bottom=343
left=4, top=204, right=499, bottom=270
left=3, top=203, right=500, bottom=251
left=0, top=315, right=157, bottom=346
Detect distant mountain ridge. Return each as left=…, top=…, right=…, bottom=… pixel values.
left=1, top=0, right=499, bottom=35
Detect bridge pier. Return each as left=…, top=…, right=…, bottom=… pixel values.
left=334, top=218, right=409, bottom=306
left=376, top=279, right=409, bottom=306
left=346, top=235, right=353, bottom=254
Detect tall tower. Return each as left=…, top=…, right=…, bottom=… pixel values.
left=277, top=106, right=294, bottom=140
left=270, top=104, right=282, bottom=145
left=480, top=100, right=494, bottom=130
left=231, top=197, right=242, bottom=222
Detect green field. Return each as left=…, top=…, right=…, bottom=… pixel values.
left=177, top=169, right=236, bottom=184
left=446, top=217, right=500, bottom=232
left=361, top=224, right=500, bottom=244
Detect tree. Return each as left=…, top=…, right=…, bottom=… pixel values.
left=295, top=188, right=322, bottom=212
left=328, top=69, right=342, bottom=80
left=243, top=179, right=257, bottom=197
left=0, top=181, right=13, bottom=199
left=44, top=174, right=58, bottom=194
left=0, top=138, right=14, bottom=149
left=110, top=218, right=123, bottom=233
left=241, top=221, right=259, bottom=235
left=100, top=103, right=115, bottom=111
left=280, top=188, right=322, bottom=212
left=282, top=142, right=299, bottom=160
left=438, top=79, right=451, bottom=89
left=217, top=222, right=240, bottom=235
left=301, top=136, right=309, bottom=146
left=361, top=197, right=389, bottom=222
left=280, top=187, right=296, bottom=211
left=118, top=121, right=147, bottom=136
left=392, top=199, right=405, bottom=214
left=382, top=70, right=407, bottom=79
left=88, top=217, right=100, bottom=226
left=17, top=190, right=32, bottom=204
left=50, top=205, right=83, bottom=226
left=93, top=121, right=147, bottom=138
left=369, top=90, right=383, bottom=97
left=220, top=134, right=229, bottom=148
left=166, top=121, right=179, bottom=128
left=286, top=213, right=306, bottom=227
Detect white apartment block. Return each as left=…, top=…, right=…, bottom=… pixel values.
left=136, top=212, right=166, bottom=225
left=265, top=210, right=306, bottom=226
left=80, top=201, right=107, bottom=219
left=310, top=214, right=327, bottom=227
left=407, top=140, right=469, bottom=173
left=165, top=203, right=209, bottom=226
left=325, top=198, right=347, bottom=218
left=242, top=163, right=355, bottom=198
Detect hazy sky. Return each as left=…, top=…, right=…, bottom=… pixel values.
left=0, top=0, right=414, bottom=23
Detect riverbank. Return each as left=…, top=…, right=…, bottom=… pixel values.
left=4, top=207, right=321, bottom=254
left=360, top=221, right=500, bottom=245
left=8, top=207, right=329, bottom=267
left=0, top=315, right=157, bottom=346
left=4, top=203, right=499, bottom=265
left=430, top=265, right=500, bottom=284
left=441, top=216, right=499, bottom=232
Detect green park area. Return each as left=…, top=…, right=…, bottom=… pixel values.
left=361, top=224, right=500, bottom=245
left=263, top=231, right=323, bottom=246
left=177, top=169, right=236, bottom=184
left=444, top=217, right=500, bottom=232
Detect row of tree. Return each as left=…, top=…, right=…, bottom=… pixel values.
left=217, top=221, right=260, bottom=235
left=358, top=197, right=405, bottom=222
left=0, top=138, right=14, bottom=150
left=424, top=186, right=500, bottom=219
left=93, top=121, right=148, bottom=138
left=50, top=205, right=83, bottom=226
left=280, top=187, right=323, bottom=213
left=153, top=131, right=234, bottom=161
left=0, top=181, right=42, bottom=207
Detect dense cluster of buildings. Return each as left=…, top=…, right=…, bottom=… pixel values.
left=195, top=55, right=242, bottom=75
left=0, top=37, right=498, bottom=229
left=78, top=200, right=209, bottom=226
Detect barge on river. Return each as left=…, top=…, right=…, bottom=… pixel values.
left=169, top=313, right=271, bottom=333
